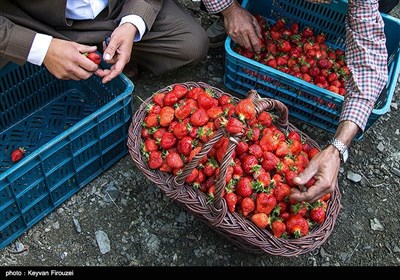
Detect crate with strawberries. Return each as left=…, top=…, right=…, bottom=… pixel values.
left=128, top=81, right=340, bottom=255
left=234, top=16, right=350, bottom=98
left=224, top=0, right=400, bottom=137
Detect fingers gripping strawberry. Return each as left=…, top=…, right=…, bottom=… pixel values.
left=84, top=52, right=101, bottom=65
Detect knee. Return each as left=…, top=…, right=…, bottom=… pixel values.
left=181, top=28, right=209, bottom=67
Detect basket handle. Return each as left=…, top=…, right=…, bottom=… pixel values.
left=247, top=89, right=289, bottom=128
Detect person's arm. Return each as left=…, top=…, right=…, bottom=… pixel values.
left=291, top=0, right=388, bottom=202
left=202, top=0, right=262, bottom=53
left=0, top=16, right=36, bottom=65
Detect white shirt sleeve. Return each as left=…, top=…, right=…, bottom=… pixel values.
left=27, top=33, right=53, bottom=66
left=119, top=15, right=146, bottom=42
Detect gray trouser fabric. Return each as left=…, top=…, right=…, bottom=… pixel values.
left=133, top=0, right=209, bottom=75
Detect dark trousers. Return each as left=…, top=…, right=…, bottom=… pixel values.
left=379, top=0, right=399, bottom=13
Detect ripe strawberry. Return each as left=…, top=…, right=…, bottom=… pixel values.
left=152, top=127, right=167, bottom=141
left=11, top=147, right=26, bottom=163
left=143, top=138, right=158, bottom=153
left=305, top=177, right=316, bottom=189
left=224, top=192, right=238, bottom=213
left=177, top=136, right=193, bottom=156
left=174, top=104, right=192, bottom=120
left=144, top=113, right=159, bottom=128
left=159, top=106, right=175, bottom=127
left=284, top=170, right=298, bottom=187
left=197, top=92, right=215, bottom=110
left=301, top=26, right=314, bottom=38
left=261, top=151, right=280, bottom=171
left=290, top=22, right=299, bottom=34
left=236, top=177, right=254, bottom=197
left=141, top=127, right=151, bottom=139
left=159, top=161, right=173, bottom=173
left=245, top=127, right=261, bottom=142
left=248, top=144, right=263, bottom=158
left=235, top=98, right=256, bottom=122
left=172, top=122, right=189, bottom=139
left=202, top=158, right=218, bottom=177
left=275, top=18, right=286, bottom=30
left=171, top=84, right=188, bottom=99
left=185, top=168, right=199, bottom=184
left=309, top=201, right=326, bottom=225
left=163, top=91, right=178, bottom=106
left=240, top=197, right=255, bottom=217
left=218, top=95, right=232, bottom=106
left=274, top=182, right=291, bottom=202
left=147, top=151, right=163, bottom=169
left=190, top=108, right=209, bottom=127
left=275, top=141, right=290, bottom=157
left=152, top=93, right=165, bottom=107
left=85, top=52, right=101, bottom=64
left=207, top=107, right=223, bottom=119
left=278, top=40, right=291, bottom=53
left=251, top=213, right=270, bottom=229
left=256, top=192, right=277, bottom=215
left=225, top=117, right=244, bottom=134
left=271, top=219, right=287, bottom=238
left=166, top=152, right=184, bottom=169
left=235, top=140, right=249, bottom=156
left=286, top=214, right=310, bottom=238
left=257, top=111, right=273, bottom=127
left=241, top=155, right=260, bottom=175
left=308, top=147, right=320, bottom=159
left=160, top=132, right=177, bottom=150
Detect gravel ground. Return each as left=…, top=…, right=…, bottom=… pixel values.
left=1, top=0, right=400, bottom=274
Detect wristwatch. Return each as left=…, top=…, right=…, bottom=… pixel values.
left=328, top=138, right=349, bottom=163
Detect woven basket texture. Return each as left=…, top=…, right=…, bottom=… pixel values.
left=127, top=81, right=341, bottom=257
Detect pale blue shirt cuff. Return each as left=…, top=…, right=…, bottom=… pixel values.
left=27, top=33, right=53, bottom=66
left=119, top=15, right=146, bottom=42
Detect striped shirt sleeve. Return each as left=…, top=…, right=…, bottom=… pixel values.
left=201, top=0, right=235, bottom=14
left=340, top=0, right=388, bottom=131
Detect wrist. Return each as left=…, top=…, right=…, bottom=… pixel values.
left=327, top=137, right=349, bottom=164
left=221, top=0, right=241, bottom=18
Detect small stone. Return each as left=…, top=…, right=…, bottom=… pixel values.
left=60, top=252, right=68, bottom=260
left=176, top=212, right=187, bottom=223
left=103, top=184, right=120, bottom=203
left=15, top=241, right=25, bottom=252
left=73, top=218, right=82, bottom=233
left=52, top=221, right=60, bottom=230
left=390, top=102, right=398, bottom=110
left=377, top=142, right=385, bottom=152
left=347, top=171, right=362, bottom=183
left=95, top=230, right=111, bottom=254
left=391, top=167, right=400, bottom=178
left=370, top=218, right=384, bottom=231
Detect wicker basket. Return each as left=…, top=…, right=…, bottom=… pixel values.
left=127, top=81, right=341, bottom=257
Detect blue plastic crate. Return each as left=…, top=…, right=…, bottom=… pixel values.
left=224, top=0, right=400, bottom=137
left=0, top=62, right=133, bottom=249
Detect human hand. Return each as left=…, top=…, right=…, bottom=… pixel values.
left=43, top=38, right=98, bottom=80
left=96, top=23, right=137, bottom=83
left=290, top=145, right=340, bottom=203
left=221, top=1, right=262, bottom=53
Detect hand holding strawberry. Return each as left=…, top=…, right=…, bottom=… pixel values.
left=84, top=52, right=101, bottom=65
